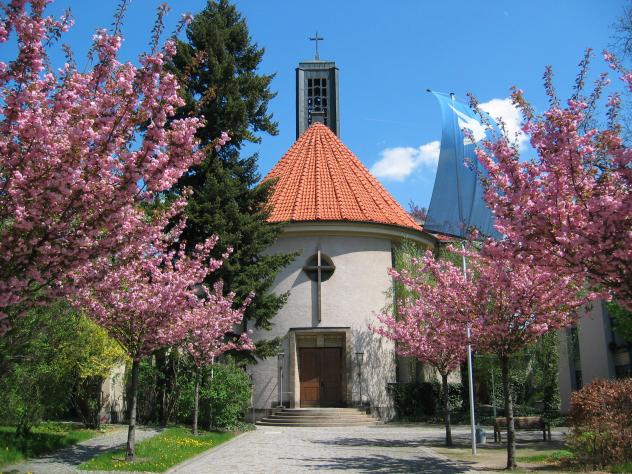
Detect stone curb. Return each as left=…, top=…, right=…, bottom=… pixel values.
left=165, top=431, right=254, bottom=474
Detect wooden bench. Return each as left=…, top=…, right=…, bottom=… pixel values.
left=493, top=416, right=551, bottom=442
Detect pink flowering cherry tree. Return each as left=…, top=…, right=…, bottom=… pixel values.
left=475, top=52, right=632, bottom=312
left=469, top=242, right=594, bottom=470
left=372, top=250, right=473, bottom=447
left=0, top=0, right=205, bottom=334
left=75, top=209, right=247, bottom=460
left=183, top=279, right=253, bottom=435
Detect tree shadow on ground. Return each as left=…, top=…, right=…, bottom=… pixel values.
left=303, top=436, right=473, bottom=472
left=294, top=453, right=473, bottom=473
left=314, top=437, right=426, bottom=449
left=420, top=437, right=566, bottom=452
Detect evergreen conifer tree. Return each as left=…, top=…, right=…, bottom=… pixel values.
left=171, top=0, right=294, bottom=348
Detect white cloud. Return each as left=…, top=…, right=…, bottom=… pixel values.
left=371, top=97, right=526, bottom=183
left=370, top=140, right=440, bottom=182
left=479, top=97, right=528, bottom=148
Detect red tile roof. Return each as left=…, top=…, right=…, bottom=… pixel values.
left=264, top=123, right=422, bottom=232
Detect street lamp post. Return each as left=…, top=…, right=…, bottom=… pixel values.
left=356, top=351, right=364, bottom=407
left=491, top=365, right=497, bottom=420
left=278, top=352, right=285, bottom=408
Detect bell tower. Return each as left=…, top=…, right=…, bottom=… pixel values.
left=296, top=33, right=340, bottom=138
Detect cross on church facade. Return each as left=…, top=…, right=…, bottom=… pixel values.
left=303, top=250, right=335, bottom=322
left=309, top=32, right=324, bottom=60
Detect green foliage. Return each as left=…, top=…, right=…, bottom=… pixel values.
left=135, top=358, right=163, bottom=424
left=0, top=422, right=97, bottom=468
left=172, top=0, right=277, bottom=146
left=567, top=378, right=632, bottom=468
left=390, top=240, right=433, bottom=312
left=387, top=382, right=462, bottom=421
left=176, top=360, right=252, bottom=431
left=607, top=300, right=632, bottom=342
left=134, top=348, right=184, bottom=426
left=79, top=426, right=234, bottom=472
left=472, top=333, right=561, bottom=422
left=532, top=331, right=561, bottom=420
left=170, top=0, right=295, bottom=343
left=0, top=302, right=126, bottom=434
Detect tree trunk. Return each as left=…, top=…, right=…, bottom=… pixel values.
left=192, top=366, right=200, bottom=436
left=126, top=359, right=140, bottom=462
left=500, top=355, right=516, bottom=469
left=441, top=372, right=453, bottom=447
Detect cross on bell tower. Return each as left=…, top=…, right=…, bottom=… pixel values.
left=309, top=32, right=323, bottom=60
left=303, top=250, right=335, bottom=322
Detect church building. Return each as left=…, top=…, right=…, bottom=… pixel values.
left=247, top=55, right=437, bottom=420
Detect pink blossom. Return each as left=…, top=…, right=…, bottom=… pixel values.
left=0, top=1, right=205, bottom=333
left=476, top=58, right=632, bottom=311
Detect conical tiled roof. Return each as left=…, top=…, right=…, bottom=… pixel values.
left=264, top=123, right=422, bottom=232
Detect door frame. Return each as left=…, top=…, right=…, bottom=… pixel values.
left=288, top=327, right=352, bottom=408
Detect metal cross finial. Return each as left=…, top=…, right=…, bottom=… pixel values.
left=309, top=31, right=324, bottom=60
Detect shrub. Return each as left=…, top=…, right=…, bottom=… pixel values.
left=566, top=378, right=632, bottom=468
left=203, top=362, right=251, bottom=431
left=175, top=360, right=252, bottom=431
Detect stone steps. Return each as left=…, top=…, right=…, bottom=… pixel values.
left=256, top=408, right=379, bottom=427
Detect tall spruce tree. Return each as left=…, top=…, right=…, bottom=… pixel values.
left=171, top=0, right=294, bottom=345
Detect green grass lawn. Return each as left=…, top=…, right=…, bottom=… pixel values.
left=432, top=438, right=574, bottom=472
left=610, top=462, right=632, bottom=473
left=0, top=422, right=99, bottom=468
left=516, top=449, right=574, bottom=464
left=79, top=426, right=235, bottom=472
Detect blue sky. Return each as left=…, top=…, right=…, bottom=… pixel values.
left=14, top=0, right=627, bottom=209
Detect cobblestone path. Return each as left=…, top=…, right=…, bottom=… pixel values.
left=168, top=425, right=476, bottom=473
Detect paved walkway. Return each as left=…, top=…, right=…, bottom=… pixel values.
left=168, top=425, right=476, bottom=473
left=2, top=426, right=161, bottom=474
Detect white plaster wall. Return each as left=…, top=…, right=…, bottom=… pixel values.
left=577, top=302, right=616, bottom=383
left=558, top=301, right=616, bottom=413
left=248, top=233, right=396, bottom=418
left=100, top=363, right=126, bottom=423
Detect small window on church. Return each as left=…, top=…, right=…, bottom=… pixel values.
left=308, top=78, right=312, bottom=87
left=322, top=78, right=327, bottom=87
left=314, top=78, right=320, bottom=86
left=303, top=253, right=335, bottom=282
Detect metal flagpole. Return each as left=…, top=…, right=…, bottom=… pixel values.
left=462, top=243, right=477, bottom=456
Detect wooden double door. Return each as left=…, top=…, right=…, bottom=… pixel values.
left=299, top=347, right=342, bottom=407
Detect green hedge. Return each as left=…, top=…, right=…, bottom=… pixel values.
left=387, top=382, right=462, bottom=421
